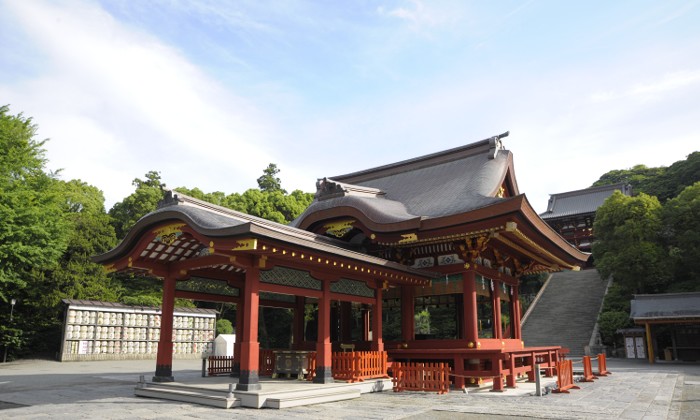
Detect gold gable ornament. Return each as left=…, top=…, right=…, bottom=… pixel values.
left=153, top=223, right=186, bottom=245
left=323, top=220, right=355, bottom=238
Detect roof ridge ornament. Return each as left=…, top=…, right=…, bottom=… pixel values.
left=488, top=131, right=509, bottom=159
left=157, top=190, right=185, bottom=209
left=315, top=177, right=386, bottom=201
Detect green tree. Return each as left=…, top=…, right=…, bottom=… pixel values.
left=28, top=180, right=121, bottom=310
left=257, top=163, right=285, bottom=193
left=662, top=182, right=700, bottom=291
left=592, top=152, right=699, bottom=201
left=109, top=170, right=166, bottom=239
left=651, top=152, right=700, bottom=202
left=176, top=165, right=313, bottom=224
left=0, top=105, right=70, bottom=358
left=592, top=191, right=669, bottom=294
left=0, top=105, right=69, bottom=301
left=592, top=164, right=665, bottom=196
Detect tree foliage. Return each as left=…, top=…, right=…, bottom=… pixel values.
left=0, top=106, right=69, bottom=302
left=592, top=191, right=669, bottom=294
left=592, top=152, right=700, bottom=201
left=109, top=171, right=166, bottom=239
left=176, top=164, right=313, bottom=224
left=257, top=163, right=285, bottom=193
left=662, top=182, right=700, bottom=291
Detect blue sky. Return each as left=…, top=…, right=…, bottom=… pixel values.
left=1, top=0, right=699, bottom=213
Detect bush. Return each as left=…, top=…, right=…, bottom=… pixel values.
left=216, top=319, right=233, bottom=335
left=598, top=310, right=632, bottom=346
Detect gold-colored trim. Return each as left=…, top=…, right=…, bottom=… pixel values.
left=231, top=238, right=257, bottom=251
left=509, top=227, right=576, bottom=269
left=398, top=233, right=418, bottom=244
left=378, top=226, right=505, bottom=247
left=153, top=223, right=186, bottom=245
left=323, top=220, right=355, bottom=238
left=492, top=235, right=552, bottom=268
left=104, top=264, right=116, bottom=274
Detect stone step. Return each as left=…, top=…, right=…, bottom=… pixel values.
left=522, top=270, right=608, bottom=355
left=135, top=384, right=240, bottom=409
left=265, top=388, right=361, bottom=409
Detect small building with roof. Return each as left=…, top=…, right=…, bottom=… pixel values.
left=630, top=292, right=700, bottom=363
left=539, top=183, right=632, bottom=253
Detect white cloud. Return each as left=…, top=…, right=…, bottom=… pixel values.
left=1, top=0, right=278, bottom=208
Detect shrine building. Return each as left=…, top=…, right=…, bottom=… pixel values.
left=94, top=132, right=589, bottom=392
left=539, top=183, right=632, bottom=253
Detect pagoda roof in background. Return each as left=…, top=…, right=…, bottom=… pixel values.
left=540, top=183, right=632, bottom=221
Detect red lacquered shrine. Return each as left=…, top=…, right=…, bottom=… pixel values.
left=94, top=133, right=588, bottom=391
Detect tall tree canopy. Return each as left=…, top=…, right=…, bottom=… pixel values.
left=257, top=163, right=285, bottom=193
left=592, top=152, right=700, bottom=201
left=109, top=170, right=166, bottom=239
left=662, top=182, right=700, bottom=291
left=176, top=164, right=313, bottom=224
left=0, top=105, right=69, bottom=302
left=592, top=191, right=670, bottom=294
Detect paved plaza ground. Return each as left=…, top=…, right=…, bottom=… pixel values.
left=1, top=357, right=698, bottom=419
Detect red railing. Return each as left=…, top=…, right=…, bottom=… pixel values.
left=307, top=351, right=388, bottom=382
left=553, top=359, right=580, bottom=393
left=392, top=362, right=451, bottom=394
left=333, top=351, right=388, bottom=382
left=207, top=355, right=235, bottom=376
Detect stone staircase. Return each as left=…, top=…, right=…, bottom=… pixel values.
left=522, top=269, right=608, bottom=357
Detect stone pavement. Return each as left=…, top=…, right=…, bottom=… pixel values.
left=0, top=357, right=698, bottom=419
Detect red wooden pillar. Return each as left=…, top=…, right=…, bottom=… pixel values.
left=492, top=279, right=502, bottom=340
left=401, top=285, right=414, bottom=342
left=236, top=265, right=261, bottom=391
left=231, top=300, right=244, bottom=376
left=292, top=296, right=306, bottom=350
left=371, top=284, right=384, bottom=352
left=462, top=270, right=478, bottom=345
left=314, top=279, right=333, bottom=383
left=510, top=285, right=521, bottom=340
left=154, top=275, right=175, bottom=382
left=362, top=306, right=370, bottom=342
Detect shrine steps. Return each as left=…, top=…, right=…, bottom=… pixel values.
left=134, top=378, right=391, bottom=409
left=135, top=383, right=240, bottom=409
left=522, top=269, right=608, bottom=357
left=262, top=387, right=361, bottom=409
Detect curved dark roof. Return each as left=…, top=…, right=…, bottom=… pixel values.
left=292, top=134, right=514, bottom=228
left=540, top=183, right=632, bottom=220
left=94, top=191, right=436, bottom=279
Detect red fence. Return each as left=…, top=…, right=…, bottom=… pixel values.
left=392, top=362, right=451, bottom=394
left=333, top=351, right=388, bottom=382
left=207, top=355, right=235, bottom=376
left=307, top=351, right=388, bottom=382
left=553, top=359, right=580, bottom=393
